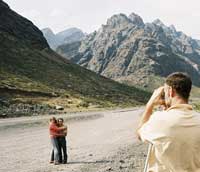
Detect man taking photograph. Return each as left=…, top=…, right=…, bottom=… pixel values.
left=137, top=72, right=200, bottom=172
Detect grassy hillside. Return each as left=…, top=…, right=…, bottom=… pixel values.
left=0, top=29, right=150, bottom=117
left=0, top=0, right=149, bottom=118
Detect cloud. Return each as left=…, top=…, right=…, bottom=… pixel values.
left=3, top=0, right=200, bottom=39
left=49, top=9, right=66, bottom=17
left=20, top=9, right=40, bottom=19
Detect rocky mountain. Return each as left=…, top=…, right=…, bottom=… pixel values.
left=57, top=13, right=200, bottom=89
left=42, top=27, right=85, bottom=50
left=0, top=1, right=149, bottom=117
left=197, top=40, right=200, bottom=46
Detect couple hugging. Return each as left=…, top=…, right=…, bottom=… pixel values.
left=49, top=117, right=68, bottom=165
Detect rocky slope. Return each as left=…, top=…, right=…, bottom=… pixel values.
left=42, top=27, right=85, bottom=50
left=0, top=0, right=150, bottom=117
left=57, top=13, right=200, bottom=89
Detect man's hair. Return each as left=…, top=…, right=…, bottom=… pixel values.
left=166, top=72, right=192, bottom=100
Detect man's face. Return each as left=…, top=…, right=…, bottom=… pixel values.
left=58, top=120, right=63, bottom=126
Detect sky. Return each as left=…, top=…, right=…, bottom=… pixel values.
left=4, top=0, right=200, bottom=39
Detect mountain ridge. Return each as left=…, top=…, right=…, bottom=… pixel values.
left=42, top=27, right=85, bottom=50
left=56, top=12, right=200, bottom=89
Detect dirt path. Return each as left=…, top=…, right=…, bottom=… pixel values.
left=0, top=108, right=148, bottom=172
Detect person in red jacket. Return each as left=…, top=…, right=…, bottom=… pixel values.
left=49, top=117, right=67, bottom=165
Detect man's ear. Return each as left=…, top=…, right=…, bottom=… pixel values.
left=170, top=87, right=177, bottom=98
left=169, top=86, right=173, bottom=97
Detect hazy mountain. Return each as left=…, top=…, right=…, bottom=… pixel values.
left=41, top=28, right=59, bottom=49
left=42, top=27, right=85, bottom=50
left=0, top=1, right=149, bottom=117
left=56, top=41, right=81, bottom=60
left=57, top=13, right=200, bottom=89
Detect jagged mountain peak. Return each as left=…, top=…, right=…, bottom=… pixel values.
left=106, top=13, right=130, bottom=26
left=152, top=20, right=177, bottom=34
left=153, top=18, right=165, bottom=26
left=169, top=24, right=176, bottom=32
left=106, top=13, right=145, bottom=28
left=128, top=12, right=144, bottom=26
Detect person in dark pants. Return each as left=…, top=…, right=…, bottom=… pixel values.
left=49, top=117, right=67, bottom=165
left=57, top=118, right=68, bottom=164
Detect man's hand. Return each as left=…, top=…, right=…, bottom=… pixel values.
left=137, top=86, right=165, bottom=140
left=147, top=86, right=165, bottom=108
left=60, top=126, right=67, bottom=130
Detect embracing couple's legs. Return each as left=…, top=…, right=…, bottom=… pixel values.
left=51, top=137, right=68, bottom=164
left=49, top=117, right=68, bottom=165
